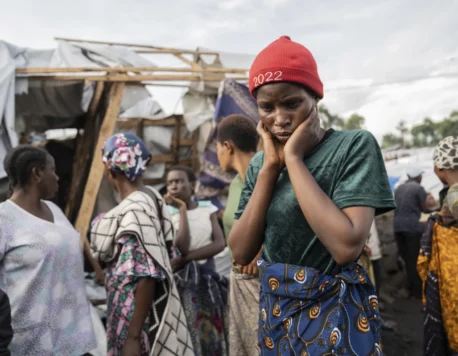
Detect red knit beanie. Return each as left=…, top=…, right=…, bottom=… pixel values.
left=249, top=36, right=323, bottom=98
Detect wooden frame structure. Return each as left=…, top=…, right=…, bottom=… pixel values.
left=14, top=37, right=249, bottom=279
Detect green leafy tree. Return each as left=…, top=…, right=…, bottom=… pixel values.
left=319, top=105, right=344, bottom=130
left=396, top=120, right=409, bottom=147
left=343, top=114, right=365, bottom=130
left=382, top=133, right=403, bottom=149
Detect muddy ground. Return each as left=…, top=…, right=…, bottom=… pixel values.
left=375, top=214, right=424, bottom=356
left=381, top=298, right=423, bottom=356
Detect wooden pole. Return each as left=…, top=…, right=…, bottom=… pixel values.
left=65, top=81, right=105, bottom=218
left=74, top=82, right=125, bottom=250
left=135, top=49, right=218, bottom=56
left=16, top=66, right=247, bottom=74
left=173, top=53, right=202, bottom=70
left=54, top=37, right=219, bottom=55
left=23, top=74, right=248, bottom=82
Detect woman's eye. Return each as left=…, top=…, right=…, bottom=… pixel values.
left=259, top=104, right=274, bottom=112
left=286, top=100, right=301, bottom=109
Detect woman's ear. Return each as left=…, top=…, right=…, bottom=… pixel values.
left=31, top=167, right=42, bottom=183
left=224, top=141, right=235, bottom=155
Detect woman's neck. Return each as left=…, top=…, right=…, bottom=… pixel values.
left=10, top=189, right=42, bottom=212
left=233, top=152, right=255, bottom=182
left=118, top=180, right=143, bottom=200
left=446, top=171, right=458, bottom=186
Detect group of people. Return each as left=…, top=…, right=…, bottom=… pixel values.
left=3, top=34, right=455, bottom=356
left=394, top=138, right=458, bottom=356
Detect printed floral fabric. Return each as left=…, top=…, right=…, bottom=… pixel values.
left=257, top=257, right=382, bottom=356
left=102, top=132, right=151, bottom=181
left=106, top=234, right=165, bottom=356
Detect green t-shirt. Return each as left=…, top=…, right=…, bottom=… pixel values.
left=223, top=174, right=243, bottom=239
left=234, top=129, right=395, bottom=273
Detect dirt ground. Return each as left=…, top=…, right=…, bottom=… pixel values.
left=381, top=298, right=423, bottom=356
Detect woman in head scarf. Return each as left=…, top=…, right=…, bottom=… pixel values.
left=418, top=136, right=458, bottom=355
left=90, top=133, right=193, bottom=356
left=228, top=36, right=395, bottom=355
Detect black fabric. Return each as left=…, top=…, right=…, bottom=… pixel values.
left=395, top=231, right=423, bottom=298
left=439, top=186, right=450, bottom=209
left=394, top=181, right=428, bottom=233
left=0, top=289, right=12, bottom=356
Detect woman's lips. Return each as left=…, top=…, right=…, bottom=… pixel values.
left=274, top=133, right=292, bottom=143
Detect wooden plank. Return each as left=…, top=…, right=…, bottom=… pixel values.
left=65, top=81, right=105, bottom=218
left=16, top=66, right=247, bottom=74
left=173, top=116, right=181, bottom=163
left=54, top=37, right=219, bottom=55
left=191, top=129, right=199, bottom=172
left=172, top=137, right=193, bottom=146
left=150, top=154, right=174, bottom=164
left=74, top=82, right=125, bottom=247
left=117, top=117, right=178, bottom=129
left=24, top=74, right=248, bottom=82
left=137, top=49, right=218, bottom=56
left=173, top=53, right=201, bottom=70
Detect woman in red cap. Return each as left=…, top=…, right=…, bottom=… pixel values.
left=228, top=36, right=395, bottom=355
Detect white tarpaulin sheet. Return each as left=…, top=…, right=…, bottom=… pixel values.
left=0, top=39, right=165, bottom=178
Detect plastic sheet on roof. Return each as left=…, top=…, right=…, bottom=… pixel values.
left=0, top=39, right=165, bottom=179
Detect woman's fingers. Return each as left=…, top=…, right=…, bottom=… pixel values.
left=257, top=121, right=271, bottom=141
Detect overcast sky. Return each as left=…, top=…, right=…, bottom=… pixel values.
left=1, top=0, right=458, bottom=140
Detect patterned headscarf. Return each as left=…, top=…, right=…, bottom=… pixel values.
left=102, top=133, right=151, bottom=181
left=433, top=136, right=458, bottom=170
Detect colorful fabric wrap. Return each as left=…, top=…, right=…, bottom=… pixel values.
left=102, top=132, right=151, bottom=181
left=174, top=259, right=229, bottom=355
left=196, top=79, right=257, bottom=205
left=417, top=214, right=458, bottom=355
left=257, top=257, right=382, bottom=355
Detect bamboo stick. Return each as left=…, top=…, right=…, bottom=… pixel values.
left=24, top=74, right=248, bottom=82
left=16, top=66, right=247, bottom=74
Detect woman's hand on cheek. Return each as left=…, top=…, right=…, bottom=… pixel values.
left=257, top=121, right=285, bottom=173
left=284, top=106, right=321, bottom=161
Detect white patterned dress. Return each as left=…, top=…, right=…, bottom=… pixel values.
left=0, top=200, right=96, bottom=356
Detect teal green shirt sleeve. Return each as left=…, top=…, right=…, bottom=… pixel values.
left=332, top=130, right=395, bottom=215
left=234, top=152, right=263, bottom=220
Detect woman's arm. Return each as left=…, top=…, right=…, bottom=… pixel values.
left=83, top=240, right=105, bottom=285
left=174, top=206, right=192, bottom=255
left=184, top=213, right=226, bottom=262
left=126, top=278, right=156, bottom=339
left=285, top=157, right=374, bottom=265
left=228, top=168, right=279, bottom=265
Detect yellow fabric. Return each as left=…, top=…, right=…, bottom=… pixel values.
left=357, top=253, right=376, bottom=287
left=417, top=223, right=458, bottom=352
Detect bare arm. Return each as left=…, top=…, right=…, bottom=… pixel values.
left=126, top=278, right=155, bottom=339
left=285, top=157, right=374, bottom=265
left=83, top=239, right=105, bottom=285
left=174, top=207, right=192, bottom=255
left=228, top=167, right=279, bottom=265
left=184, top=213, right=226, bottom=262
